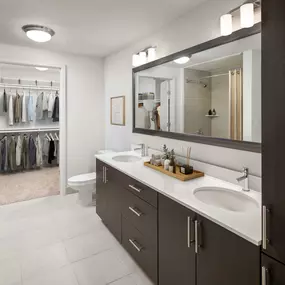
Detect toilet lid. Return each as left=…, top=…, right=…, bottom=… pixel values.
left=68, top=172, right=96, bottom=185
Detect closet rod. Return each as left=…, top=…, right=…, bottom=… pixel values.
left=0, top=83, right=59, bottom=91
left=0, top=127, right=60, bottom=134
left=1, top=76, right=60, bottom=85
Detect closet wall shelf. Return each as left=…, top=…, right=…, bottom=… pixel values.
left=0, top=127, right=59, bottom=134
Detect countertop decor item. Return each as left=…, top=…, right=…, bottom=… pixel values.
left=110, top=96, right=125, bottom=126
left=144, top=161, right=204, bottom=181
left=180, top=146, right=193, bottom=174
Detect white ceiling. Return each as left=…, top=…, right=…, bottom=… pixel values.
left=0, top=0, right=206, bottom=57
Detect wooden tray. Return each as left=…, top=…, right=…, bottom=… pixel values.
left=144, top=162, right=204, bottom=182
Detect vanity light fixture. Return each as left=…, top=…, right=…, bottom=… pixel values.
left=132, top=46, right=157, bottom=67
left=35, top=67, right=49, bottom=71
left=240, top=3, right=255, bottom=28
left=220, top=14, right=233, bottom=36
left=22, top=25, right=55, bottom=43
left=139, top=51, right=147, bottom=65
left=132, top=54, right=140, bottom=67
left=174, top=56, right=190, bottom=64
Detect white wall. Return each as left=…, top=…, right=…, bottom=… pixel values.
left=0, top=43, right=105, bottom=178
left=104, top=0, right=261, bottom=177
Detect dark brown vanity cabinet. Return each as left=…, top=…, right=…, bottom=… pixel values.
left=159, top=194, right=260, bottom=285
left=262, top=254, right=285, bottom=285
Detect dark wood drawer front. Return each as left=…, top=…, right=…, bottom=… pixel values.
left=122, top=188, right=157, bottom=239
left=122, top=217, right=157, bottom=284
left=125, top=176, right=157, bottom=208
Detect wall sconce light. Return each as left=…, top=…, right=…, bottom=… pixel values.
left=147, top=47, right=156, bottom=62
left=132, top=54, right=140, bottom=67
left=240, top=3, right=254, bottom=28
left=220, top=14, right=233, bottom=36
left=139, top=51, right=147, bottom=65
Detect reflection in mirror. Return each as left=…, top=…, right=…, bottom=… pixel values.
left=135, top=33, right=261, bottom=143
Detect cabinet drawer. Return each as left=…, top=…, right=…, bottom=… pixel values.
left=121, top=188, right=157, bottom=239
left=124, top=176, right=158, bottom=208
left=122, top=217, right=157, bottom=284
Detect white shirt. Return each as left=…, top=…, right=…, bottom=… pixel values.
left=35, top=135, right=43, bottom=167
left=22, top=92, right=27, bottom=123
left=16, top=135, right=22, bottom=166
left=48, top=92, right=55, bottom=118
left=42, top=92, right=49, bottom=111
left=28, top=93, right=34, bottom=121
left=8, top=94, right=14, bottom=126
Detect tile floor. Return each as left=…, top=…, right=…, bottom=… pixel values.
left=0, top=193, right=153, bottom=285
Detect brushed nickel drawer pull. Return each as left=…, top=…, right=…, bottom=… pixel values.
left=129, top=239, right=143, bottom=252
left=263, top=206, right=269, bottom=250
left=187, top=216, right=191, bottom=248
left=262, top=266, right=268, bottom=285
left=129, top=206, right=143, bottom=217
left=129, top=185, right=142, bottom=193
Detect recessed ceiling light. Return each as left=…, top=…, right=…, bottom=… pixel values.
left=35, top=67, right=49, bottom=71
left=22, top=25, right=55, bottom=43
left=174, top=56, right=190, bottom=64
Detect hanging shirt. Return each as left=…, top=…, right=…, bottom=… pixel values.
left=21, top=92, right=27, bottom=123
left=35, top=134, right=43, bottom=167
left=14, top=93, right=21, bottom=123
left=8, top=136, right=17, bottom=171
left=28, top=92, right=34, bottom=121
left=22, top=136, right=28, bottom=169
left=42, top=92, right=49, bottom=111
left=52, top=96, right=59, bottom=122
left=36, top=92, right=44, bottom=120
left=28, top=136, right=37, bottom=167
left=16, top=135, right=23, bottom=166
left=3, top=90, right=8, bottom=113
left=8, top=95, right=14, bottom=126
left=48, top=92, right=55, bottom=118
left=48, top=140, right=55, bottom=164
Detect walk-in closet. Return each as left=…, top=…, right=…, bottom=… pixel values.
left=0, top=63, right=60, bottom=205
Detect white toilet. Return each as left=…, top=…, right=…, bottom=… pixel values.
left=68, top=150, right=114, bottom=206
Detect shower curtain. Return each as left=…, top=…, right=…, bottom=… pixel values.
left=229, top=69, right=243, bottom=140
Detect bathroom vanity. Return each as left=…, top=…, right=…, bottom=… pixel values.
left=95, top=152, right=261, bottom=285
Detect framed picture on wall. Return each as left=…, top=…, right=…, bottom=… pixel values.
left=110, top=96, right=125, bottom=126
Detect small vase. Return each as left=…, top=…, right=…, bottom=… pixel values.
left=164, top=159, right=170, bottom=170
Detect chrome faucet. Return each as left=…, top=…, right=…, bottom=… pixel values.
left=236, top=167, right=249, bottom=191
left=134, top=143, right=148, bottom=157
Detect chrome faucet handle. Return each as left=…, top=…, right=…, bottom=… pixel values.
left=242, top=167, right=249, bottom=176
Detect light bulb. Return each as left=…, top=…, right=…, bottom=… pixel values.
left=240, top=3, right=254, bottom=28
left=220, top=14, right=233, bottom=36
left=174, top=56, right=190, bottom=64
left=147, top=47, right=156, bottom=62
left=26, top=30, right=52, bottom=42
left=139, top=52, right=147, bottom=65
left=132, top=54, right=140, bottom=67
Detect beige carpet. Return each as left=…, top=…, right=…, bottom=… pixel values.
left=0, top=167, right=60, bottom=205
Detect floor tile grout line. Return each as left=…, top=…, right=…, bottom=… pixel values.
left=106, top=272, right=134, bottom=284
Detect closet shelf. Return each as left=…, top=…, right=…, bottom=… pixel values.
left=205, top=114, right=219, bottom=118
left=0, top=127, right=60, bottom=134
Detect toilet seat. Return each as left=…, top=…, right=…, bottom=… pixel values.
left=68, top=172, right=96, bottom=186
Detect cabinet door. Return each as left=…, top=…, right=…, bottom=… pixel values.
left=158, top=194, right=196, bottom=285
left=262, top=254, right=285, bottom=285
left=262, top=0, right=285, bottom=264
left=196, top=215, right=260, bottom=285
left=96, top=159, right=108, bottom=221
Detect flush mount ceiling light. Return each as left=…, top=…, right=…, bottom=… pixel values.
left=240, top=3, right=254, bottom=28
left=174, top=56, right=190, bottom=64
left=35, top=67, right=49, bottom=71
left=220, top=14, right=233, bottom=36
left=22, top=25, right=55, bottom=43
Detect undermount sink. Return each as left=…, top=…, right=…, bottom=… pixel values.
left=112, top=155, right=142, bottom=163
left=193, top=187, right=259, bottom=212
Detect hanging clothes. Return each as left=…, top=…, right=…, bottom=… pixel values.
left=28, top=135, right=37, bottom=167
left=8, top=95, right=14, bottom=126
left=3, top=90, right=8, bottom=113
left=21, top=92, right=27, bottom=123
left=48, top=92, right=55, bottom=118
left=48, top=140, right=55, bottom=164
left=56, top=140, right=60, bottom=165
left=36, top=92, right=44, bottom=120
left=21, top=136, right=28, bottom=169
left=16, top=135, right=22, bottom=166
left=0, top=136, right=8, bottom=171
left=8, top=136, right=17, bottom=171
left=14, top=93, right=22, bottom=123
left=28, top=92, right=34, bottom=121
left=35, top=134, right=43, bottom=167
left=42, top=92, right=49, bottom=111
left=52, top=95, right=59, bottom=122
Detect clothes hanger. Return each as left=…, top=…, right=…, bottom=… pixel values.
left=54, top=133, right=59, bottom=141
left=45, top=133, right=51, bottom=141
left=49, top=133, right=54, bottom=141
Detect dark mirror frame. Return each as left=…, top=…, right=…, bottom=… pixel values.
left=132, top=23, right=261, bottom=153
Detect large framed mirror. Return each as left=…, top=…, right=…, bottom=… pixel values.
left=132, top=24, right=261, bottom=152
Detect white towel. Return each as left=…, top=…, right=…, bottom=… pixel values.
left=8, top=95, right=14, bottom=126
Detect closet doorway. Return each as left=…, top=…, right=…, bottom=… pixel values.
left=0, top=62, right=67, bottom=205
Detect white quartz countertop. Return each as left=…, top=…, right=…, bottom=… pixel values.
left=95, top=151, right=261, bottom=246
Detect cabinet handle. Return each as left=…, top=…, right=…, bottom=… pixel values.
left=187, top=216, right=192, bottom=248
left=129, top=206, right=143, bottom=217
left=262, top=266, right=269, bottom=285
left=263, top=206, right=269, bottom=250
left=129, top=185, right=142, bottom=193
left=195, top=220, right=198, bottom=253
left=105, top=167, right=108, bottom=183
left=103, top=166, right=105, bottom=183
left=129, top=239, right=143, bottom=252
